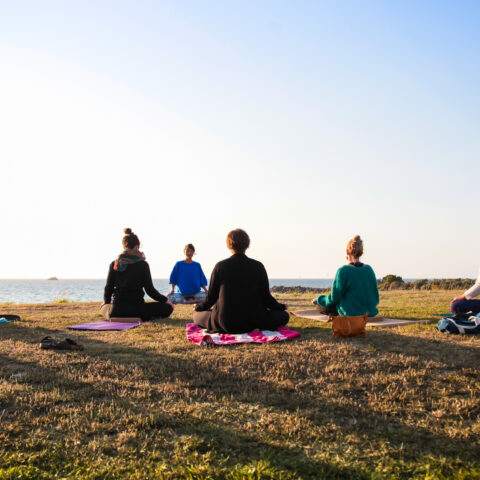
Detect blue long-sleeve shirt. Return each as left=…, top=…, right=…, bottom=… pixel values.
left=169, top=261, right=208, bottom=295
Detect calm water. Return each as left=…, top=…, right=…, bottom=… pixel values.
left=0, top=279, right=335, bottom=304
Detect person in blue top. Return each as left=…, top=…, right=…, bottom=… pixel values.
left=168, top=244, right=208, bottom=304
left=313, top=235, right=379, bottom=317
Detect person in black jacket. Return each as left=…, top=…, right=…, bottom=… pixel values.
left=193, top=229, right=289, bottom=333
left=101, top=228, right=173, bottom=321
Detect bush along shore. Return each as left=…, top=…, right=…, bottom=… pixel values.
left=378, top=275, right=475, bottom=291
left=271, top=276, right=475, bottom=294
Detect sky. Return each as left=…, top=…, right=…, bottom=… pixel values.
left=0, top=0, right=479, bottom=279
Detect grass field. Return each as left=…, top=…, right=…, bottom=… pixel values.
left=0, top=291, right=479, bottom=479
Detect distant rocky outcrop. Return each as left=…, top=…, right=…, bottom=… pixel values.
left=271, top=285, right=330, bottom=294
left=48, top=277, right=58, bottom=281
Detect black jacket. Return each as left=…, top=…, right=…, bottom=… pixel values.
left=104, top=261, right=167, bottom=304
left=195, top=253, right=285, bottom=333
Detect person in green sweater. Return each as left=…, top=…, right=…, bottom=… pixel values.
left=313, top=235, right=379, bottom=317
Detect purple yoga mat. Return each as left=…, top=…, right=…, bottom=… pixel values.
left=68, top=320, right=141, bottom=331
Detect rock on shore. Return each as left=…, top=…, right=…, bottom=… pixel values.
left=271, top=285, right=330, bottom=294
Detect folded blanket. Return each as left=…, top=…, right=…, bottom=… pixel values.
left=186, top=323, right=301, bottom=346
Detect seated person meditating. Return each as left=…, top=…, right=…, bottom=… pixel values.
left=312, top=235, right=379, bottom=317
left=101, top=228, right=173, bottom=321
left=193, top=229, right=289, bottom=333
left=168, top=243, right=208, bottom=304
left=450, top=268, right=480, bottom=315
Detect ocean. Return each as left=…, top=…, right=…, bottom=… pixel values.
left=0, top=278, right=334, bottom=304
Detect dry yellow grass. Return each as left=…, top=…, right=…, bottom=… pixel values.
left=0, top=291, right=479, bottom=479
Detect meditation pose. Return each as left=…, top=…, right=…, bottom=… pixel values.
left=193, top=229, right=289, bottom=333
left=450, top=269, right=480, bottom=315
left=313, top=235, right=379, bottom=317
left=101, top=228, right=173, bottom=321
left=168, top=243, right=208, bottom=304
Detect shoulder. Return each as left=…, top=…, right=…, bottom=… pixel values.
left=137, top=261, right=150, bottom=271
left=215, top=256, right=241, bottom=272
left=244, top=257, right=267, bottom=276
left=335, top=265, right=355, bottom=281
left=211, top=258, right=227, bottom=271
left=336, top=265, right=351, bottom=275
left=362, top=264, right=376, bottom=275
left=248, top=257, right=265, bottom=269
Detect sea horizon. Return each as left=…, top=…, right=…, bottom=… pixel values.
left=0, top=278, right=336, bottom=304
left=0, top=277, right=448, bottom=304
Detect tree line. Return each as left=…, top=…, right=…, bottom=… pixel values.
left=270, top=275, right=475, bottom=294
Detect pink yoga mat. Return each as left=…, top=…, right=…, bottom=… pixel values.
left=186, top=323, right=301, bottom=346
left=68, top=320, right=141, bottom=331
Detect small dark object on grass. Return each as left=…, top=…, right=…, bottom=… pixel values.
left=40, top=336, right=84, bottom=351
left=0, top=314, right=21, bottom=321
left=40, top=336, right=57, bottom=349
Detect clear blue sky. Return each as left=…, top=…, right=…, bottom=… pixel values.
left=1, top=1, right=479, bottom=279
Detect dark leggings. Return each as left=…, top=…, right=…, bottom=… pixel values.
left=450, top=299, right=480, bottom=315
left=101, top=302, right=173, bottom=321
left=193, top=310, right=289, bottom=333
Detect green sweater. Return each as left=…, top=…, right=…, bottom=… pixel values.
left=316, top=264, right=379, bottom=317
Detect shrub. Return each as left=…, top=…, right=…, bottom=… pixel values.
left=382, top=274, right=404, bottom=285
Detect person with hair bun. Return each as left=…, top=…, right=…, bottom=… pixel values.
left=101, top=228, right=173, bottom=321
left=313, top=235, right=379, bottom=317
left=168, top=244, right=208, bottom=304
left=193, top=229, right=289, bottom=333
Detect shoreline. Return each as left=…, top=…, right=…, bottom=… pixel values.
left=0, top=278, right=474, bottom=304
left=0, top=288, right=462, bottom=312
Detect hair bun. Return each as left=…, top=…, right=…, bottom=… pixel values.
left=124, top=228, right=133, bottom=235
left=347, top=235, right=364, bottom=258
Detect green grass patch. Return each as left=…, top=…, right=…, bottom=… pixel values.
left=0, top=293, right=479, bottom=479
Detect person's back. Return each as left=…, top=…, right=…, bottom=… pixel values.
left=213, top=254, right=272, bottom=332
left=194, top=229, right=288, bottom=333
left=332, top=263, right=379, bottom=316
left=107, top=261, right=154, bottom=304
left=102, top=228, right=173, bottom=321
left=314, top=235, right=379, bottom=317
